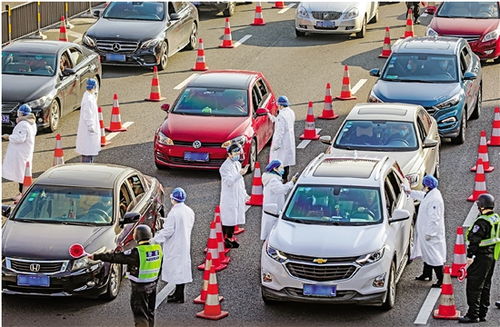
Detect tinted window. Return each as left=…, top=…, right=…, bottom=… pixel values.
left=252, top=85, right=263, bottom=109
left=128, top=175, right=145, bottom=197
left=119, top=183, right=133, bottom=218
left=2, top=52, right=57, bottom=76
left=382, top=54, right=458, bottom=82
left=460, top=47, right=471, bottom=73
left=172, top=87, right=248, bottom=116
left=387, top=171, right=402, bottom=202
left=437, top=2, right=500, bottom=18
left=416, top=117, right=427, bottom=142
left=384, top=179, right=395, bottom=215
left=104, top=2, right=165, bottom=21
left=256, top=80, right=268, bottom=99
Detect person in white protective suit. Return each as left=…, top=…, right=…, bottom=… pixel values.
left=151, top=187, right=195, bottom=303
left=2, top=104, right=37, bottom=200
left=219, top=143, right=247, bottom=249
left=75, top=78, right=100, bottom=163
left=268, top=95, right=296, bottom=182
left=403, top=175, right=446, bottom=288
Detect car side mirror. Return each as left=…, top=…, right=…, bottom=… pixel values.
left=169, top=13, right=180, bottom=21
left=93, top=10, right=101, bottom=18
left=161, top=104, right=170, bottom=112
left=62, top=68, right=76, bottom=76
left=256, top=108, right=269, bottom=116
left=120, top=212, right=140, bottom=226
left=319, top=135, right=332, bottom=145
left=463, top=72, right=477, bottom=81
left=369, top=68, right=380, bottom=77
left=2, top=205, right=12, bottom=218
left=422, top=137, right=439, bottom=148
left=389, top=209, right=410, bottom=224
left=424, top=6, right=436, bottom=15
left=263, top=203, right=279, bottom=218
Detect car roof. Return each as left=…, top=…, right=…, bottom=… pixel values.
left=3, top=40, right=74, bottom=54
left=346, top=103, right=423, bottom=122
left=35, top=164, right=135, bottom=188
left=188, top=70, right=261, bottom=89
left=392, top=36, right=462, bottom=55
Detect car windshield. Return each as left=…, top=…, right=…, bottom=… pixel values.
left=284, top=185, right=383, bottom=226
left=13, top=185, right=114, bottom=225
left=437, top=2, right=500, bottom=19
left=103, top=2, right=165, bottom=21
left=334, top=120, right=418, bottom=151
left=2, top=52, right=57, bottom=76
left=172, top=87, right=249, bottom=117
left=381, top=54, right=458, bottom=83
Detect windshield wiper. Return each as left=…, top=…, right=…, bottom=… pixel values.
left=401, top=79, right=435, bottom=83
left=59, top=221, right=95, bottom=226
left=335, top=145, right=359, bottom=150
left=13, top=218, right=39, bottom=223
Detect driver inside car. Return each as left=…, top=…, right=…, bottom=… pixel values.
left=354, top=191, right=380, bottom=220
left=223, top=92, right=247, bottom=114
left=386, top=124, right=413, bottom=146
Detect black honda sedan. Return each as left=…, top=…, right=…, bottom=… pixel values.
left=2, top=40, right=102, bottom=132
left=2, top=164, right=165, bottom=300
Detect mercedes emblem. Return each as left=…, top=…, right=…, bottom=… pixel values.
left=112, top=43, right=121, bottom=52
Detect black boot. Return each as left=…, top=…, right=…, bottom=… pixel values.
left=496, top=301, right=500, bottom=308
left=458, top=316, right=480, bottom=323
left=431, top=265, right=443, bottom=288
left=167, top=284, right=185, bottom=303
left=230, top=238, right=239, bottom=249
left=415, top=263, right=432, bottom=281
left=224, top=238, right=234, bottom=249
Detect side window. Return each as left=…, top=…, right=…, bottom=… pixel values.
left=119, top=183, right=133, bottom=218
left=256, top=79, right=268, bottom=100
left=419, top=110, right=433, bottom=131
left=59, top=51, right=72, bottom=72
left=416, top=117, right=427, bottom=142
left=128, top=175, right=145, bottom=199
left=167, top=2, right=176, bottom=14
left=68, top=48, right=84, bottom=66
left=252, top=85, right=262, bottom=112
left=387, top=171, right=402, bottom=202
left=459, top=47, right=470, bottom=75
left=384, top=179, right=395, bottom=215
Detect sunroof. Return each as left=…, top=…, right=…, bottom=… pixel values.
left=313, top=158, right=377, bottom=179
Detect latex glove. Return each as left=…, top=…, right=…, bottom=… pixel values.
left=357, top=206, right=367, bottom=212
left=425, top=234, right=432, bottom=241
left=2, top=134, right=10, bottom=141
left=291, top=174, right=298, bottom=183
left=402, top=183, right=411, bottom=194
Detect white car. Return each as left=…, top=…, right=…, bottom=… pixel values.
left=261, top=155, right=415, bottom=309
left=295, top=1, right=379, bottom=38
left=320, top=103, right=440, bottom=190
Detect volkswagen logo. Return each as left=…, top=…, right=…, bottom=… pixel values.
left=192, top=140, right=202, bottom=149
left=29, top=263, right=41, bottom=272
left=112, top=43, right=121, bottom=52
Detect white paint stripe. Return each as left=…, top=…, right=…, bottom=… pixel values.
left=246, top=205, right=251, bottom=212
left=233, top=34, right=252, bottom=48
left=106, top=121, right=134, bottom=141
left=351, top=79, right=367, bottom=95
left=414, top=288, right=441, bottom=325
left=463, top=204, right=479, bottom=228
left=155, top=283, right=176, bottom=309
left=297, top=129, right=321, bottom=149
left=174, top=74, right=198, bottom=90
left=278, top=3, right=296, bottom=14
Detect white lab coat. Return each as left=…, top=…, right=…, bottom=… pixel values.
left=219, top=157, right=247, bottom=226
left=2, top=115, right=37, bottom=183
left=75, top=91, right=101, bottom=156
left=269, top=106, right=296, bottom=167
left=409, top=188, right=446, bottom=266
left=151, top=202, right=195, bottom=284
left=260, top=172, right=293, bottom=240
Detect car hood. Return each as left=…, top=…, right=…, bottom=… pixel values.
left=430, top=17, right=500, bottom=35
left=2, top=74, right=54, bottom=103
left=160, top=114, right=250, bottom=143
left=2, top=220, right=115, bottom=260
left=268, top=219, right=386, bottom=257
left=301, top=2, right=362, bottom=12
left=87, top=18, right=165, bottom=41
left=373, top=80, right=462, bottom=107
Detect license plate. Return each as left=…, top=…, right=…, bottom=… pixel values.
left=2, top=114, right=10, bottom=124
left=184, top=152, right=209, bottom=162
left=106, top=54, right=126, bottom=62
left=303, top=284, right=336, bottom=297
left=17, top=274, right=50, bottom=287
left=316, top=20, right=335, bottom=28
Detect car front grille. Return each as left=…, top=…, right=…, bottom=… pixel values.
left=2, top=102, right=19, bottom=113
left=172, top=140, right=223, bottom=148
left=95, top=40, right=139, bottom=53
left=311, top=11, right=342, bottom=20
left=7, top=258, right=68, bottom=275
left=168, top=156, right=226, bottom=167
left=441, top=34, right=480, bottom=43
left=286, top=262, right=357, bottom=281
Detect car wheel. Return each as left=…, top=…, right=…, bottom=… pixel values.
left=369, top=10, right=379, bottom=24
left=451, top=110, right=466, bottom=145
left=248, top=139, right=257, bottom=173
left=47, top=99, right=61, bottom=132
left=470, top=86, right=481, bottom=120
left=184, top=23, right=198, bottom=51
left=356, top=17, right=367, bottom=38
left=157, top=41, right=168, bottom=71
left=295, top=29, right=306, bottom=37
left=381, top=261, right=396, bottom=310
left=223, top=2, right=235, bottom=17
left=406, top=222, right=415, bottom=265
left=101, top=263, right=122, bottom=301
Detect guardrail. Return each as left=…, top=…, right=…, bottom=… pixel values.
left=2, top=2, right=104, bottom=45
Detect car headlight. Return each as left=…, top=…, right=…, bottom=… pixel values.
left=221, top=135, right=246, bottom=149
left=72, top=257, right=90, bottom=271
left=141, top=38, right=162, bottom=49
left=482, top=29, right=499, bottom=43
left=157, top=131, right=174, bottom=145
left=356, top=247, right=385, bottom=265
left=344, top=7, right=359, bottom=20
left=266, top=243, right=288, bottom=263
left=26, top=95, right=53, bottom=109
left=82, top=34, right=96, bottom=47
left=426, top=27, right=438, bottom=37
left=297, top=5, right=309, bottom=18
left=435, top=93, right=461, bottom=110
left=368, top=91, right=383, bottom=103
left=405, top=173, right=420, bottom=187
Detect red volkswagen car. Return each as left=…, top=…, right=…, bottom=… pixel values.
left=154, top=70, right=278, bottom=171
left=426, top=2, right=500, bottom=61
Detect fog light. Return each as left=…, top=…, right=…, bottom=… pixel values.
left=345, top=26, right=355, bottom=30
left=299, top=25, right=307, bottom=29
left=440, top=117, right=457, bottom=124
left=262, top=273, right=273, bottom=283
left=373, top=273, right=386, bottom=288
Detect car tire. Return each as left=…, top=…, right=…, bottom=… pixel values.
left=223, top=2, right=235, bottom=17
left=46, top=99, right=61, bottom=133
left=369, top=10, right=379, bottom=24
left=184, top=23, right=198, bottom=51
left=356, top=17, right=367, bottom=38
left=470, top=86, right=481, bottom=120
left=101, top=263, right=122, bottom=301
left=381, top=261, right=396, bottom=310
left=451, top=110, right=466, bottom=145
left=157, top=41, right=168, bottom=71
left=295, top=29, right=306, bottom=37
left=248, top=139, right=257, bottom=173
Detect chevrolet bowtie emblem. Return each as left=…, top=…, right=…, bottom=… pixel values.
left=313, top=258, right=327, bottom=264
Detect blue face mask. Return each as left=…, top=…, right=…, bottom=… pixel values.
left=275, top=168, right=285, bottom=176
left=231, top=155, right=240, bottom=162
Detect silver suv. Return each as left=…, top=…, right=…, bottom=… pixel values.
left=260, top=155, right=415, bottom=309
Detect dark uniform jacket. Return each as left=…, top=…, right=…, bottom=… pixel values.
left=467, top=211, right=495, bottom=258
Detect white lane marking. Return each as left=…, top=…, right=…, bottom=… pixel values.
left=246, top=205, right=251, bottom=212
left=174, top=74, right=199, bottom=90
left=155, top=283, right=176, bottom=309
left=297, top=129, right=322, bottom=149
left=278, top=3, right=296, bottom=14
left=463, top=204, right=479, bottom=228
left=234, top=34, right=252, bottom=48
left=414, top=288, right=441, bottom=325
left=351, top=79, right=367, bottom=95
left=106, top=122, right=134, bottom=141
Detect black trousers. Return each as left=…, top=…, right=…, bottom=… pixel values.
left=18, top=183, right=23, bottom=193
left=406, top=2, right=420, bottom=22
left=422, top=262, right=443, bottom=284
left=172, top=283, right=185, bottom=301
left=466, top=253, right=495, bottom=319
left=130, top=281, right=157, bottom=327
left=222, top=225, right=235, bottom=239
left=282, top=166, right=290, bottom=183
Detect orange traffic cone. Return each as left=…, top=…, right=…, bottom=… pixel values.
left=318, top=83, right=338, bottom=120
left=98, top=107, right=110, bottom=146
left=300, top=101, right=320, bottom=140
left=488, top=106, right=500, bottom=146
left=214, top=209, right=231, bottom=253
left=22, top=161, right=33, bottom=193
left=219, top=18, right=234, bottom=48
left=335, top=65, right=357, bottom=100
left=433, top=265, right=460, bottom=319
left=145, top=66, right=165, bottom=102
left=402, top=8, right=415, bottom=38
left=251, top=3, right=266, bottom=26
left=471, top=130, right=494, bottom=172
left=234, top=225, right=245, bottom=235
left=273, top=2, right=285, bottom=9
left=198, top=221, right=227, bottom=272
left=451, top=226, right=467, bottom=277
left=53, top=133, right=65, bottom=166
left=58, top=16, right=68, bottom=42
left=192, top=38, right=208, bottom=71
left=467, top=158, right=487, bottom=202
left=379, top=27, right=392, bottom=58
left=194, top=253, right=224, bottom=304
left=106, top=94, right=127, bottom=132
left=216, top=226, right=230, bottom=265
left=196, top=265, right=229, bottom=320
left=246, top=162, right=263, bottom=206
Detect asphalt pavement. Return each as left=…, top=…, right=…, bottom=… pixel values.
left=2, top=2, right=500, bottom=327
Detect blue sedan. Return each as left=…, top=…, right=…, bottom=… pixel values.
left=368, top=37, right=482, bottom=144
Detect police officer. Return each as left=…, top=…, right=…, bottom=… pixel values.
left=90, top=225, right=162, bottom=327
left=459, top=193, right=500, bottom=323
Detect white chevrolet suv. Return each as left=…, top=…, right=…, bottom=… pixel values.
left=260, top=155, right=415, bottom=309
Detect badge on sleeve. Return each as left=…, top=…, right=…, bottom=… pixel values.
left=472, top=225, right=480, bottom=233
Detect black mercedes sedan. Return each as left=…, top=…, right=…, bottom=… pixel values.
left=82, top=1, right=198, bottom=70
left=2, top=164, right=165, bottom=300
left=2, top=40, right=102, bottom=132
